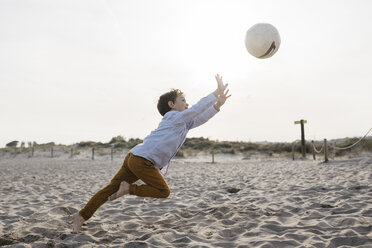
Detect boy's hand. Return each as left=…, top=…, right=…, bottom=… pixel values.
left=213, top=74, right=231, bottom=110
left=214, top=74, right=228, bottom=97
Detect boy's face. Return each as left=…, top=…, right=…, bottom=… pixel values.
left=169, top=94, right=189, bottom=112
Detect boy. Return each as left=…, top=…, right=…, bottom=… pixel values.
left=73, top=74, right=231, bottom=233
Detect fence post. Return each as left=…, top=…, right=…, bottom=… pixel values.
left=294, top=120, right=307, bottom=158
left=70, top=148, right=73, bottom=158
left=92, top=148, right=95, bottom=160
left=211, top=141, right=215, bottom=164
left=324, top=139, right=328, bottom=163
left=300, top=120, right=306, bottom=158
left=292, top=142, right=295, bottom=160
left=111, top=147, right=114, bottom=161
left=332, top=142, right=336, bottom=159
left=32, top=146, right=34, bottom=157
left=311, top=141, right=316, bottom=160
left=51, top=147, right=54, bottom=158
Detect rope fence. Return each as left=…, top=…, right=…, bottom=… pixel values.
left=328, top=127, right=372, bottom=150
left=294, top=127, right=372, bottom=162
left=4, top=127, right=371, bottom=163
left=3, top=146, right=122, bottom=161
left=311, top=141, right=324, bottom=154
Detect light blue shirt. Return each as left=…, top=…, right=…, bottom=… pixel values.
left=130, top=92, right=219, bottom=175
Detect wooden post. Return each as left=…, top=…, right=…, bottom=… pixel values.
left=300, top=120, right=306, bottom=158
left=324, top=139, right=328, bottom=163
left=294, top=120, right=307, bottom=158
left=92, top=148, right=95, bottom=160
left=311, top=140, right=316, bottom=160
left=332, top=142, right=336, bottom=159
left=31, top=146, right=34, bottom=157
left=292, top=142, right=295, bottom=160
left=51, top=147, right=54, bottom=158
left=111, top=147, right=114, bottom=161
left=211, top=142, right=215, bottom=163
left=70, top=148, right=73, bottom=158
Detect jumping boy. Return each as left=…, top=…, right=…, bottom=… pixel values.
left=73, top=74, right=231, bottom=233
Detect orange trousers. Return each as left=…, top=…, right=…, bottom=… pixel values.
left=79, top=153, right=170, bottom=220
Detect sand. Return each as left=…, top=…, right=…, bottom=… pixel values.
left=0, top=151, right=372, bottom=247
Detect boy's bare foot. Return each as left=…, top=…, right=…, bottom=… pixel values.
left=72, top=213, right=85, bottom=233
left=108, top=181, right=130, bottom=201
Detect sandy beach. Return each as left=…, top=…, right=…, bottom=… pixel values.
left=0, top=151, right=371, bottom=247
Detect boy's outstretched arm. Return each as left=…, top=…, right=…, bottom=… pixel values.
left=213, top=74, right=231, bottom=110
left=174, top=74, right=230, bottom=124
left=187, top=74, right=231, bottom=129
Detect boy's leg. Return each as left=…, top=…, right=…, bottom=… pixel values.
left=79, top=153, right=139, bottom=221
left=127, top=154, right=170, bottom=198
left=107, top=181, right=129, bottom=201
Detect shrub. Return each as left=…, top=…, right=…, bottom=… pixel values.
left=127, top=138, right=143, bottom=148
left=109, top=135, right=125, bottom=144
left=6, top=141, right=18, bottom=147
left=175, top=149, right=185, bottom=157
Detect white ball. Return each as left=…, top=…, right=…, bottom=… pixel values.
left=245, top=23, right=281, bottom=59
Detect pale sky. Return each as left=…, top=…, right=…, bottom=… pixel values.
left=1, top=0, right=371, bottom=147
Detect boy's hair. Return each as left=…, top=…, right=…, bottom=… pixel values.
left=157, top=89, right=183, bottom=116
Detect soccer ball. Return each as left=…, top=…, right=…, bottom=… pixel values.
left=245, top=23, right=281, bottom=59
